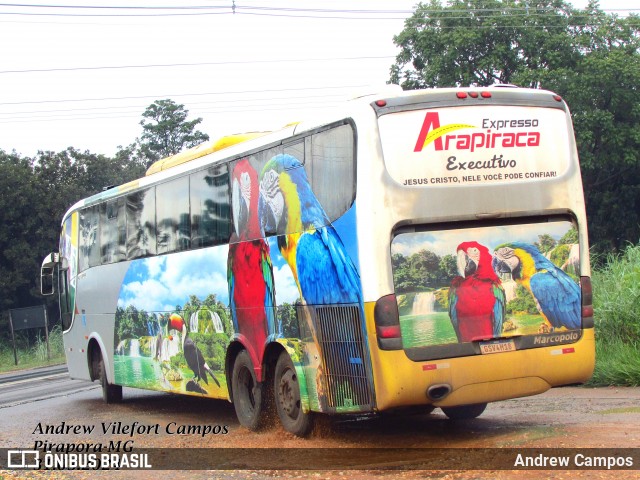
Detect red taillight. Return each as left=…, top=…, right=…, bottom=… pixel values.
left=481, top=91, right=492, bottom=98
left=580, top=276, right=594, bottom=328
left=456, top=92, right=468, bottom=99
left=377, top=325, right=401, bottom=339
left=374, top=294, right=400, bottom=329
left=581, top=276, right=593, bottom=306
left=374, top=294, right=402, bottom=349
left=553, top=95, right=562, bottom=102
left=469, top=92, right=479, bottom=98
left=375, top=99, right=387, bottom=107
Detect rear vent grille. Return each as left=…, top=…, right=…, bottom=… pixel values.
left=313, top=305, right=374, bottom=411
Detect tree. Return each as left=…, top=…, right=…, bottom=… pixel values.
left=390, top=0, right=640, bottom=251
left=390, top=0, right=579, bottom=89
left=0, top=146, right=148, bottom=320
left=0, top=151, right=42, bottom=312
left=535, top=234, right=557, bottom=254
left=545, top=47, right=640, bottom=251
left=439, top=254, right=458, bottom=280
left=139, top=99, right=210, bottom=164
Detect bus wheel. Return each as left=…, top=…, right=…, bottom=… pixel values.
left=441, top=403, right=487, bottom=420
left=274, top=351, right=313, bottom=437
left=232, top=350, right=265, bottom=431
left=98, top=355, right=122, bottom=404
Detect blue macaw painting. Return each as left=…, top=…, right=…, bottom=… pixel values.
left=258, top=154, right=366, bottom=412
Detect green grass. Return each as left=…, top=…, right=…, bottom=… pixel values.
left=587, top=243, right=640, bottom=386
left=588, top=339, right=640, bottom=386
left=0, top=325, right=66, bottom=374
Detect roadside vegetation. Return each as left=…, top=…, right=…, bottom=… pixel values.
left=588, top=243, right=640, bottom=387
left=0, top=325, right=65, bottom=374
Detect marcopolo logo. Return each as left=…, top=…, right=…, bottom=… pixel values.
left=533, top=331, right=580, bottom=345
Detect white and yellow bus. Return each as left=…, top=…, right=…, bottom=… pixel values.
left=42, top=86, right=594, bottom=436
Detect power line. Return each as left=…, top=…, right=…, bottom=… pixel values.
left=0, top=55, right=394, bottom=74
left=0, top=84, right=370, bottom=106
left=0, top=2, right=412, bottom=12
left=2, top=3, right=636, bottom=14
left=0, top=102, right=344, bottom=124
left=0, top=3, right=229, bottom=9
left=0, top=91, right=350, bottom=117
left=0, top=3, right=635, bottom=18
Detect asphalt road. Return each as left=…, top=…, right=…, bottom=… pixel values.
left=0, top=365, right=96, bottom=408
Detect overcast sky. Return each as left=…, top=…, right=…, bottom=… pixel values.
left=0, top=0, right=634, bottom=157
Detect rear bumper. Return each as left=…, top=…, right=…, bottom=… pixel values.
left=364, top=302, right=595, bottom=410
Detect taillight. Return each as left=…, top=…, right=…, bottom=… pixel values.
left=580, top=276, right=594, bottom=328
left=374, top=294, right=402, bottom=350
left=457, top=91, right=491, bottom=99
left=377, top=325, right=401, bottom=339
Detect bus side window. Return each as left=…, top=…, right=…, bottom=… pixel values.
left=100, top=198, right=125, bottom=264
left=283, top=141, right=305, bottom=164
left=191, top=164, right=231, bottom=248
left=156, top=176, right=191, bottom=254
left=308, top=124, right=355, bottom=222
left=126, top=188, right=157, bottom=259
left=79, top=206, right=100, bottom=271
left=250, top=147, right=282, bottom=236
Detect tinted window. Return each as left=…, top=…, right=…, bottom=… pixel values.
left=249, top=147, right=284, bottom=237
left=191, top=165, right=231, bottom=247
left=100, top=198, right=126, bottom=264
left=308, top=124, right=355, bottom=222
left=79, top=206, right=100, bottom=271
left=156, top=177, right=190, bottom=254
left=126, top=188, right=156, bottom=259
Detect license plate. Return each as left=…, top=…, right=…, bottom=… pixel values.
left=479, top=339, right=516, bottom=355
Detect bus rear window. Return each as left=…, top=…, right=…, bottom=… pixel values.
left=378, top=105, right=571, bottom=188
left=390, top=218, right=582, bottom=360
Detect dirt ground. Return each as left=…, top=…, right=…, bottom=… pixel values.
left=1, top=385, right=640, bottom=479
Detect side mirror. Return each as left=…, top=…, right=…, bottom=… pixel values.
left=40, top=253, right=59, bottom=296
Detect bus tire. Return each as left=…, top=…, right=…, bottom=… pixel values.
left=274, top=351, right=313, bottom=437
left=232, top=350, right=265, bottom=431
left=98, top=355, right=122, bottom=404
left=441, top=402, right=487, bottom=420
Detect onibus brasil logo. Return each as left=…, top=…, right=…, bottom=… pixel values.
left=7, top=449, right=152, bottom=470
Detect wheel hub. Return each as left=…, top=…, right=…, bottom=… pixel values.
left=278, top=369, right=299, bottom=417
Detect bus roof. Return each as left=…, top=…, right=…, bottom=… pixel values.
left=61, top=85, right=566, bottom=224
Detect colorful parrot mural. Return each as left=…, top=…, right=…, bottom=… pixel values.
left=258, top=154, right=361, bottom=305
left=227, top=158, right=276, bottom=378
left=492, top=242, right=581, bottom=331
left=449, top=241, right=506, bottom=342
